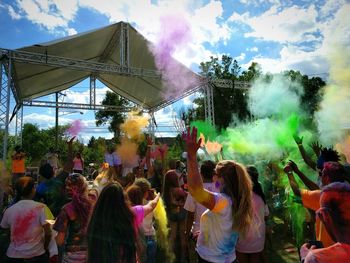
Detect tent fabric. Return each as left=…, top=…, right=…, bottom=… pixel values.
left=12, top=22, right=200, bottom=110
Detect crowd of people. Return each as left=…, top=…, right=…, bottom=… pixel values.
left=0, top=127, right=349, bottom=263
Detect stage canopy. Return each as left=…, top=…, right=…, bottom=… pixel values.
left=12, top=22, right=201, bottom=111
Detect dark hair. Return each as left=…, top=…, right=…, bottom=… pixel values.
left=39, top=163, right=54, bottom=180
left=317, top=148, right=340, bottom=169
left=87, top=183, right=137, bottom=263
left=162, top=170, right=179, bottom=211
left=14, top=145, right=21, bottom=152
left=14, top=176, right=35, bottom=203
left=200, top=160, right=216, bottom=181
left=126, top=185, right=143, bottom=206
left=134, top=178, right=151, bottom=196
left=246, top=165, right=266, bottom=204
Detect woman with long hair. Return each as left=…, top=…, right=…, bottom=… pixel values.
left=73, top=153, right=84, bottom=174
left=53, top=173, right=92, bottom=263
left=87, top=182, right=159, bottom=263
left=236, top=165, right=269, bottom=263
left=162, top=170, right=188, bottom=263
left=183, top=127, right=253, bottom=263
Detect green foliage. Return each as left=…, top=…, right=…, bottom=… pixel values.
left=95, top=91, right=132, bottom=138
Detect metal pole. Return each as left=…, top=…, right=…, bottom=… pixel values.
left=3, top=57, right=12, bottom=161
left=55, top=92, right=58, bottom=149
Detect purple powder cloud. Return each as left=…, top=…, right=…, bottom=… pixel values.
left=67, top=120, right=84, bottom=137
left=151, top=15, right=200, bottom=99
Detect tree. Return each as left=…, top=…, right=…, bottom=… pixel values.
left=95, top=91, right=132, bottom=139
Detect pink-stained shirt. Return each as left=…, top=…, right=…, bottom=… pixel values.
left=132, top=205, right=145, bottom=229
left=304, top=243, right=350, bottom=263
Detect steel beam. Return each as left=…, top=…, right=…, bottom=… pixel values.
left=0, top=48, right=161, bottom=79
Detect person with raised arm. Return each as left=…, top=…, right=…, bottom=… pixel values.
left=183, top=127, right=253, bottom=263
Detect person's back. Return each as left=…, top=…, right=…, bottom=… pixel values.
left=301, top=183, right=350, bottom=263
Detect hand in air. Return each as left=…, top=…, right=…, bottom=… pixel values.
left=311, top=141, right=322, bottom=156
left=293, top=134, right=303, bottom=145
left=182, top=127, right=202, bottom=158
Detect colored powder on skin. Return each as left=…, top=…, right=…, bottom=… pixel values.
left=150, top=14, right=199, bottom=100
left=67, top=120, right=84, bottom=137
left=199, top=133, right=206, bottom=147
left=153, top=197, right=175, bottom=263
left=152, top=144, right=169, bottom=160
left=116, top=138, right=139, bottom=166
left=120, top=112, right=149, bottom=141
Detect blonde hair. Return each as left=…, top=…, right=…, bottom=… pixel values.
left=216, top=160, right=253, bottom=236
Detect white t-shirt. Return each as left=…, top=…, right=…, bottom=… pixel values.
left=0, top=200, right=49, bottom=258
left=141, top=200, right=155, bottom=236
left=184, top=182, right=219, bottom=234
left=236, top=193, right=269, bottom=253
left=196, top=192, right=238, bottom=263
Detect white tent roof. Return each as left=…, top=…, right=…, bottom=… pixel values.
left=12, top=22, right=200, bottom=110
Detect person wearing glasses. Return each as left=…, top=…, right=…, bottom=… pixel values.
left=183, top=127, right=253, bottom=263
left=53, top=174, right=92, bottom=263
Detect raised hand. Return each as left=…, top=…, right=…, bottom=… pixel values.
left=310, top=141, right=322, bottom=156
left=288, top=160, right=299, bottom=172
left=283, top=163, right=293, bottom=174
left=293, top=133, right=303, bottom=145
left=182, top=127, right=202, bottom=157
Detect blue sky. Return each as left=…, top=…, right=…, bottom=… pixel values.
left=0, top=0, right=349, bottom=143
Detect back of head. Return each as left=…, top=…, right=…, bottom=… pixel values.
left=168, top=159, right=177, bottom=170
left=162, top=170, right=179, bottom=209
left=126, top=185, right=143, bottom=206
left=317, top=148, right=340, bottom=169
left=200, top=160, right=216, bottom=181
left=14, top=145, right=21, bottom=153
left=15, top=176, right=35, bottom=201
left=246, top=165, right=266, bottom=204
left=320, top=182, right=350, bottom=230
left=88, top=183, right=136, bottom=263
left=133, top=178, right=151, bottom=196
left=216, top=160, right=253, bottom=236
left=322, top=162, right=349, bottom=186
left=39, top=163, right=54, bottom=180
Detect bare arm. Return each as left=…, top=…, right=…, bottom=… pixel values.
left=143, top=193, right=160, bottom=217
left=185, top=211, right=195, bottom=238
left=43, top=223, right=52, bottom=251
left=293, top=134, right=316, bottom=171
left=62, top=137, right=75, bottom=173
left=289, top=160, right=319, bottom=190
left=183, top=127, right=215, bottom=210
left=283, top=164, right=301, bottom=197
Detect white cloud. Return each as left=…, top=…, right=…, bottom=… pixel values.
left=247, top=47, right=258, bottom=52
left=235, top=52, right=246, bottom=61
left=229, top=4, right=319, bottom=44
left=7, top=5, right=21, bottom=19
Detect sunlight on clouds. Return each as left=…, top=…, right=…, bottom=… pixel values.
left=7, top=5, right=21, bottom=20
left=229, top=4, right=319, bottom=44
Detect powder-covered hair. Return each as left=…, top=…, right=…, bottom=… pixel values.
left=322, top=162, right=349, bottom=185
left=65, top=174, right=92, bottom=230
left=216, top=160, right=253, bottom=236
left=14, top=176, right=35, bottom=203
left=320, top=182, right=350, bottom=228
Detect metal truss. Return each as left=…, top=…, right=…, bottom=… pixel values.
left=89, top=75, right=96, bottom=108
left=120, top=22, right=129, bottom=68
left=0, top=57, right=12, bottom=160
left=15, top=105, right=23, bottom=145
left=0, top=48, right=161, bottom=80
left=22, top=99, right=137, bottom=112
left=204, top=84, right=215, bottom=125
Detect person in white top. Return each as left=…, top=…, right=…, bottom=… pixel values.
left=236, top=165, right=269, bottom=263
left=183, top=127, right=253, bottom=263
left=184, top=160, right=220, bottom=263
left=0, top=176, right=52, bottom=262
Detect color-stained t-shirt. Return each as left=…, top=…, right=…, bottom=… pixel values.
left=53, top=202, right=88, bottom=252
left=236, top=193, right=269, bottom=253
left=0, top=200, right=50, bottom=258
left=184, top=182, right=219, bottom=234
left=196, top=192, right=238, bottom=263
left=304, top=242, right=350, bottom=263
left=301, top=189, right=335, bottom=248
